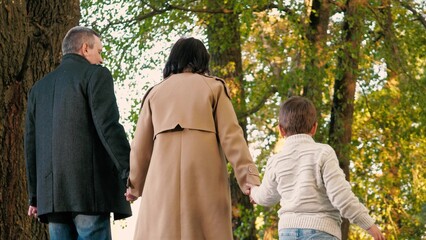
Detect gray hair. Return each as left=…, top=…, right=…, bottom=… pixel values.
left=62, top=26, right=101, bottom=55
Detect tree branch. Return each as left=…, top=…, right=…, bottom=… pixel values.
left=237, top=86, right=277, bottom=119
left=329, top=0, right=346, bottom=12
left=397, top=0, right=426, bottom=29
left=100, top=2, right=292, bottom=33
left=167, top=3, right=288, bottom=14
left=100, top=4, right=173, bottom=34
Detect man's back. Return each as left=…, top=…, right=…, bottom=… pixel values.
left=25, top=53, right=131, bottom=222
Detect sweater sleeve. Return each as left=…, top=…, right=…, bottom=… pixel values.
left=250, top=156, right=281, bottom=207
left=322, top=146, right=375, bottom=230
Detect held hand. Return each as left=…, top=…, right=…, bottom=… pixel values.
left=249, top=196, right=257, bottom=204
left=124, top=188, right=138, bottom=202
left=367, top=225, right=385, bottom=240
left=245, top=183, right=257, bottom=204
left=245, top=183, right=254, bottom=195
left=28, top=206, right=38, bottom=219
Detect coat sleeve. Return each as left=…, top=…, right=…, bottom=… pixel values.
left=87, top=66, right=130, bottom=182
left=213, top=81, right=260, bottom=193
left=127, top=93, right=154, bottom=197
left=24, top=89, right=37, bottom=206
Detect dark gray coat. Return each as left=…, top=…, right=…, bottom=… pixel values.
left=25, top=54, right=131, bottom=222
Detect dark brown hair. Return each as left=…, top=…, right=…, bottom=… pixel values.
left=279, top=96, right=317, bottom=136
left=163, top=37, right=210, bottom=79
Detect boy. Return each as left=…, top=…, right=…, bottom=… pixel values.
left=249, top=96, right=384, bottom=240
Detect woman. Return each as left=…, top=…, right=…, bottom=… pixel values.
left=126, top=37, right=260, bottom=239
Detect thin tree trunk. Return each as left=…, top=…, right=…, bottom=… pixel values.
left=204, top=1, right=255, bottom=239
left=380, top=0, right=403, bottom=231
left=303, top=0, right=330, bottom=142
left=329, top=0, right=366, bottom=239
left=0, top=1, right=80, bottom=239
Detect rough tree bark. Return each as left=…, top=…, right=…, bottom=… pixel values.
left=0, top=1, right=80, bottom=239
left=328, top=0, right=366, bottom=239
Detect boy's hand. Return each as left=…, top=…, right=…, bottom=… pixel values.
left=245, top=183, right=254, bottom=195
left=245, top=183, right=257, bottom=204
left=249, top=196, right=257, bottom=204
left=367, top=225, right=385, bottom=240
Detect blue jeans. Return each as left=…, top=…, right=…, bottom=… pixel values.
left=279, top=228, right=339, bottom=240
left=48, top=213, right=111, bottom=240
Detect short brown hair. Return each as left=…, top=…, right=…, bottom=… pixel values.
left=279, top=96, right=317, bottom=136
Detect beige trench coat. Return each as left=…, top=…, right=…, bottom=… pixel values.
left=128, top=73, right=260, bottom=239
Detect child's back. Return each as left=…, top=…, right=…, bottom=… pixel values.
left=249, top=96, right=384, bottom=240
left=252, top=134, right=374, bottom=239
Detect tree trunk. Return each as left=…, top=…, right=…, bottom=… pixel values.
left=328, top=0, right=365, bottom=239
left=380, top=0, right=404, bottom=231
left=204, top=1, right=255, bottom=239
left=304, top=0, right=330, bottom=95
left=303, top=0, right=330, bottom=142
left=0, top=1, right=80, bottom=239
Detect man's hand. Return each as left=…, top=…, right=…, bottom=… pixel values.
left=28, top=206, right=38, bottom=219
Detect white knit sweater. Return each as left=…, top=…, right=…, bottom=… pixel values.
left=250, top=134, right=375, bottom=240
